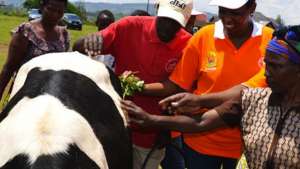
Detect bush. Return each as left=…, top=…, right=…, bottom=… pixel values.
left=0, top=6, right=27, bottom=17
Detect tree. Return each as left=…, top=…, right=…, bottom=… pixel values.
left=275, top=15, right=285, bottom=27
left=23, top=0, right=85, bottom=21
left=23, top=0, right=39, bottom=9
left=74, top=1, right=87, bottom=21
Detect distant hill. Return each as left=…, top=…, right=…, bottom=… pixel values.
left=78, top=2, right=156, bottom=16
left=81, top=2, right=219, bottom=21
left=4, top=1, right=277, bottom=26
left=253, top=11, right=276, bottom=23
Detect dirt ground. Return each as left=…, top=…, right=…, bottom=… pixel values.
left=0, top=43, right=8, bottom=53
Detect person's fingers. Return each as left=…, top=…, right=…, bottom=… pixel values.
left=97, top=35, right=102, bottom=55
left=159, top=93, right=186, bottom=109
left=87, top=35, right=94, bottom=55
left=84, top=36, right=89, bottom=55
left=122, top=70, right=133, bottom=78
left=92, top=34, right=98, bottom=54
left=129, top=117, right=144, bottom=125
left=120, top=101, right=134, bottom=111
left=121, top=100, right=136, bottom=108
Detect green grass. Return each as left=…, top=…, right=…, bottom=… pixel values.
left=68, top=24, right=97, bottom=47
left=0, top=15, right=27, bottom=45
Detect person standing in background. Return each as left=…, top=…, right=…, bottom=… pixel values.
left=0, top=0, right=69, bottom=106
left=130, top=9, right=150, bottom=16
left=185, top=8, right=208, bottom=34
left=94, top=9, right=116, bottom=70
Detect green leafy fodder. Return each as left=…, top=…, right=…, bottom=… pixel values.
left=119, top=71, right=144, bottom=99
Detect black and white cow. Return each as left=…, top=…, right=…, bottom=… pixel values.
left=0, top=52, right=132, bottom=169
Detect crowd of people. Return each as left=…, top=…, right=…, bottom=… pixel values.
left=0, top=0, right=299, bottom=169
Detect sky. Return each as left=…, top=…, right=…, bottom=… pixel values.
left=70, top=0, right=300, bottom=25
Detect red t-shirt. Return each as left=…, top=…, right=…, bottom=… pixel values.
left=99, top=16, right=191, bottom=148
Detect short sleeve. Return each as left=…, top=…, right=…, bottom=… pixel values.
left=169, top=34, right=201, bottom=91
left=243, top=67, right=267, bottom=88
left=99, top=17, right=134, bottom=56
left=13, top=22, right=32, bottom=39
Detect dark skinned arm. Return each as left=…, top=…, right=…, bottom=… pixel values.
left=0, top=32, right=28, bottom=99
left=121, top=99, right=242, bottom=133
left=159, top=84, right=246, bottom=111
left=142, top=79, right=185, bottom=97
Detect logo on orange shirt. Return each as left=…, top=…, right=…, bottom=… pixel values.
left=206, top=51, right=217, bottom=70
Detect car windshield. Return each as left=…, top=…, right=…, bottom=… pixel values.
left=66, top=14, right=80, bottom=20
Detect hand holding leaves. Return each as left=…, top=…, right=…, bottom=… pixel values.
left=119, top=71, right=144, bottom=99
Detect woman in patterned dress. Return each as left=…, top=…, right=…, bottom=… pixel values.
left=0, top=0, right=69, bottom=101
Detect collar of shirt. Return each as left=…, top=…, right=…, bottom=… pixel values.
left=214, top=20, right=264, bottom=39
left=146, top=17, right=191, bottom=50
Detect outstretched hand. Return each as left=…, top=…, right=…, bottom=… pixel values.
left=83, top=33, right=103, bottom=56
left=159, top=92, right=202, bottom=115
left=120, top=100, right=153, bottom=127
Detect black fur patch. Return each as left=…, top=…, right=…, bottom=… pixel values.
left=0, top=68, right=132, bottom=169
left=106, top=66, right=122, bottom=97
left=1, top=145, right=100, bottom=169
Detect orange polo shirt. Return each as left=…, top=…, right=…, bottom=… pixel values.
left=170, top=20, right=273, bottom=158
left=243, top=67, right=268, bottom=87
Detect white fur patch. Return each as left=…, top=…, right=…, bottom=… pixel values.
left=10, top=52, right=128, bottom=126
left=0, top=95, right=109, bottom=169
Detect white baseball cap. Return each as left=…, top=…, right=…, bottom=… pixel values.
left=157, top=0, right=193, bottom=27
left=209, top=0, right=249, bottom=9
left=191, top=8, right=205, bottom=16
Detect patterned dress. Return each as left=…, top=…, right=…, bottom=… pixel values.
left=218, top=88, right=300, bottom=169
left=2, top=22, right=70, bottom=101
left=14, top=22, right=70, bottom=65
left=241, top=88, right=300, bottom=169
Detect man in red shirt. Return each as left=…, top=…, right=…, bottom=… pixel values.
left=73, top=0, right=192, bottom=168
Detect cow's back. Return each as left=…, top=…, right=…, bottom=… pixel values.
left=0, top=52, right=132, bottom=169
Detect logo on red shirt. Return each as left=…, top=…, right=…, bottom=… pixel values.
left=165, top=58, right=179, bottom=73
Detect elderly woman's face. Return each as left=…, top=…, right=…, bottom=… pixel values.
left=264, top=51, right=299, bottom=93
left=41, top=0, right=65, bottom=26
